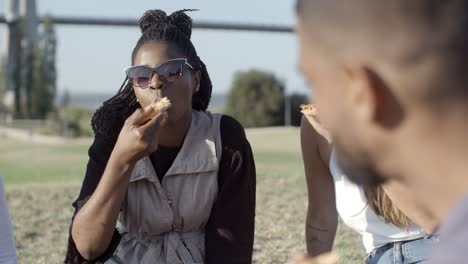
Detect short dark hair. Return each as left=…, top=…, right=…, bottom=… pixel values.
left=296, top=0, right=468, bottom=108
left=91, top=9, right=212, bottom=140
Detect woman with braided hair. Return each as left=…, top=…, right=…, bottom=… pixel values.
left=64, top=9, right=255, bottom=264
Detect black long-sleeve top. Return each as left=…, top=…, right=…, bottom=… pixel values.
left=64, top=115, right=256, bottom=264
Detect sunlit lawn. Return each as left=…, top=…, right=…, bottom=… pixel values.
left=1, top=128, right=365, bottom=263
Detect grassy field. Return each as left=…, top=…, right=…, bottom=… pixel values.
left=1, top=128, right=365, bottom=263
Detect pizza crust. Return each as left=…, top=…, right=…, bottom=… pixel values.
left=300, top=104, right=317, bottom=116
left=149, top=97, right=172, bottom=124
left=151, top=97, right=172, bottom=113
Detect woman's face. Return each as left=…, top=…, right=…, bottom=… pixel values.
left=132, top=41, right=200, bottom=124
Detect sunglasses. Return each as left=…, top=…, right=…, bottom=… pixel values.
left=124, top=58, right=194, bottom=88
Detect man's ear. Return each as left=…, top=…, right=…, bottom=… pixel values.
left=343, top=65, right=383, bottom=123
left=343, top=65, right=404, bottom=129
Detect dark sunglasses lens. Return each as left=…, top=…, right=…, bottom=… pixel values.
left=158, top=60, right=183, bottom=82
left=128, top=66, right=152, bottom=87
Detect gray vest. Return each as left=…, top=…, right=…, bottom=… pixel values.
left=106, top=111, right=222, bottom=264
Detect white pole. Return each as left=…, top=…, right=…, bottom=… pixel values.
left=2, top=0, right=20, bottom=116
left=284, top=87, right=291, bottom=127
left=285, top=94, right=291, bottom=127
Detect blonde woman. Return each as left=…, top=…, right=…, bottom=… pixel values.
left=301, top=109, right=438, bottom=264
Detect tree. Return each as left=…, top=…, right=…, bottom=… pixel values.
left=4, top=16, right=57, bottom=119
left=288, top=93, right=309, bottom=126
left=13, top=18, right=24, bottom=118
left=0, top=57, right=6, bottom=113
left=30, top=16, right=57, bottom=119
left=226, top=70, right=285, bottom=128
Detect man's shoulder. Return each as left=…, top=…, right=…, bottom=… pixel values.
left=429, top=194, right=468, bottom=264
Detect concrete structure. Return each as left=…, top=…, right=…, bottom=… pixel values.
left=19, top=0, right=38, bottom=117
left=1, top=0, right=38, bottom=117
left=2, top=0, right=19, bottom=113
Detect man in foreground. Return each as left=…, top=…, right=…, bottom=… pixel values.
left=295, top=0, right=468, bottom=263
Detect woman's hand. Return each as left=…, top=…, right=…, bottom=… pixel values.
left=113, top=105, right=166, bottom=164
left=302, top=107, right=333, bottom=144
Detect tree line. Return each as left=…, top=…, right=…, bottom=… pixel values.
left=0, top=20, right=307, bottom=130
left=0, top=16, right=57, bottom=119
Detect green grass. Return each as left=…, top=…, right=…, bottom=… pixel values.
left=248, top=128, right=305, bottom=178
left=2, top=128, right=365, bottom=263
left=0, top=138, right=91, bottom=184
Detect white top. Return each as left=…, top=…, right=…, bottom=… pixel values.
left=0, top=177, right=17, bottom=264
left=329, top=150, right=426, bottom=253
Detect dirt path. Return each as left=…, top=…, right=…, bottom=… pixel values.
left=0, top=126, right=92, bottom=145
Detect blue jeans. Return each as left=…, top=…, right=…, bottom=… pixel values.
left=365, top=235, right=439, bottom=264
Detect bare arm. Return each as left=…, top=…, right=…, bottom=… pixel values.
left=71, top=107, right=165, bottom=260
left=71, top=153, right=134, bottom=260
left=382, top=180, right=439, bottom=234
left=301, top=117, right=338, bottom=257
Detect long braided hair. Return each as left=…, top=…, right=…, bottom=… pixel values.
left=91, top=9, right=212, bottom=141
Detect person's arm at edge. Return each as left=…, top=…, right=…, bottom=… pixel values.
left=0, top=176, right=17, bottom=264
left=301, top=116, right=338, bottom=257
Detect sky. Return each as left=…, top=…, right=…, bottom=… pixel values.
left=0, top=0, right=309, bottom=97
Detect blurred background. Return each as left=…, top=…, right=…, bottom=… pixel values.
left=0, top=1, right=364, bottom=263
left=0, top=0, right=311, bottom=136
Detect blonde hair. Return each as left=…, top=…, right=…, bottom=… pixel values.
left=364, top=185, right=410, bottom=228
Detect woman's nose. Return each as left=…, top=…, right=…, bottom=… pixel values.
left=148, top=73, right=163, bottom=90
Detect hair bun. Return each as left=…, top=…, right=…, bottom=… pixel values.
left=138, top=9, right=198, bottom=39
left=138, top=10, right=167, bottom=33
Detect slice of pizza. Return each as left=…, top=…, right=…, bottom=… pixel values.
left=300, top=104, right=318, bottom=116
left=151, top=97, right=172, bottom=114
left=148, top=97, right=172, bottom=125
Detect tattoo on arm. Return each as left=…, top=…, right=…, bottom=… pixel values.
left=307, top=225, right=329, bottom=232
left=306, top=225, right=330, bottom=245
left=307, top=235, right=320, bottom=244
